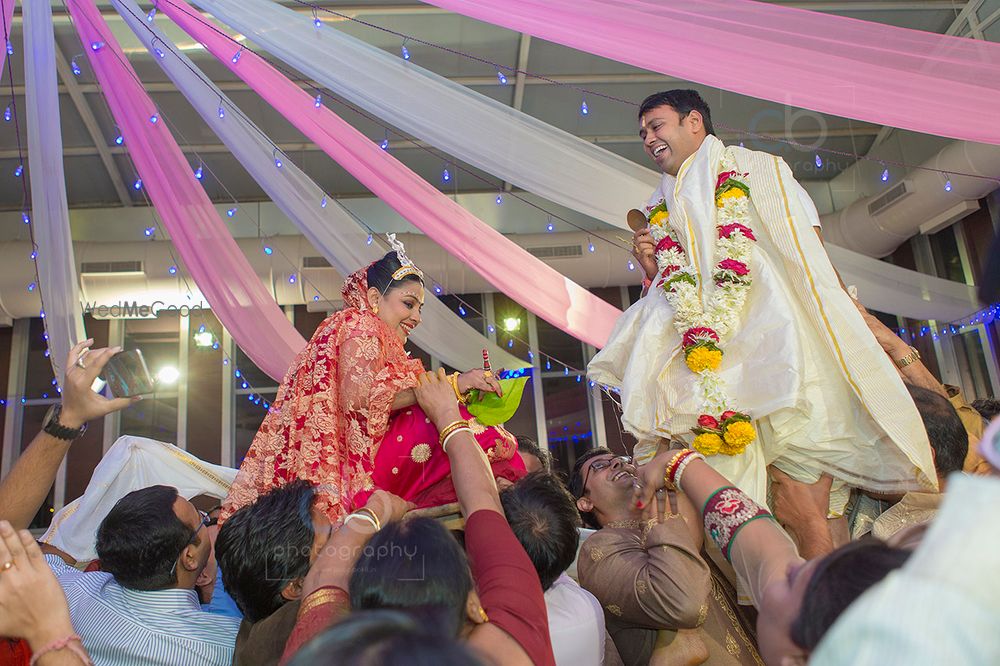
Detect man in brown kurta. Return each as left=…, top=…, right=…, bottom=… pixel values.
left=571, top=449, right=762, bottom=665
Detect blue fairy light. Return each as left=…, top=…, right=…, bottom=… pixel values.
left=496, top=194, right=503, bottom=205
left=507, top=339, right=514, bottom=348
left=366, top=233, right=373, bottom=245
left=90, top=41, right=105, bottom=52
left=217, top=105, right=225, bottom=119
left=314, top=93, right=322, bottom=108
left=288, top=274, right=297, bottom=284
left=168, top=265, right=177, bottom=275
left=144, top=227, right=155, bottom=237
left=433, top=284, right=442, bottom=295
left=380, top=138, right=389, bottom=150
left=71, top=58, right=82, bottom=76
left=263, top=246, right=273, bottom=255
left=546, top=222, right=555, bottom=232
left=459, top=305, right=467, bottom=317
left=580, top=99, right=589, bottom=116
left=232, top=47, right=243, bottom=64
left=5, top=41, right=13, bottom=56
left=441, top=167, right=451, bottom=183
left=880, top=168, right=889, bottom=182
left=27, top=282, right=36, bottom=292
left=153, top=46, right=165, bottom=59
left=588, top=241, right=595, bottom=253
left=149, top=113, right=159, bottom=124
left=274, top=155, right=283, bottom=169
left=627, top=259, right=635, bottom=271
left=314, top=16, right=322, bottom=28
left=321, top=196, right=328, bottom=208
left=3, top=106, right=10, bottom=122
left=114, top=134, right=123, bottom=145
left=21, top=212, right=29, bottom=224
left=14, top=164, right=23, bottom=177
left=314, top=295, right=320, bottom=301
left=944, top=178, right=953, bottom=192
left=227, top=207, right=237, bottom=217
left=401, top=43, right=410, bottom=60
left=133, top=177, right=142, bottom=190
left=30, top=250, right=37, bottom=260
left=146, top=7, right=157, bottom=22
left=194, top=165, right=203, bottom=180
left=814, top=153, right=823, bottom=168
left=497, top=71, right=507, bottom=85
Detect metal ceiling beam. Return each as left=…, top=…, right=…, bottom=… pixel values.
left=0, top=127, right=880, bottom=161
left=8, top=71, right=680, bottom=96
left=52, top=43, right=134, bottom=207
left=18, top=0, right=970, bottom=24
left=503, top=33, right=533, bottom=192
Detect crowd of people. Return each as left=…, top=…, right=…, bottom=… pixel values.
left=0, top=89, right=998, bottom=666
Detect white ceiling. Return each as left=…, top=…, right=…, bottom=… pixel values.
left=0, top=0, right=988, bottom=240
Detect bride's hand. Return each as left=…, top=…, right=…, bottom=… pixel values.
left=457, top=368, right=503, bottom=398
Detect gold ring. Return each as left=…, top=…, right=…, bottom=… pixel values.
left=1, top=561, right=12, bottom=571
left=483, top=370, right=493, bottom=378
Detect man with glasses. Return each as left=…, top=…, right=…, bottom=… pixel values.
left=569, top=448, right=760, bottom=665
left=40, top=485, right=240, bottom=665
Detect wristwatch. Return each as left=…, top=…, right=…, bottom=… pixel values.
left=42, top=404, right=88, bottom=441
left=894, top=346, right=921, bottom=369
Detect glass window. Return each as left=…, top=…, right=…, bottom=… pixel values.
left=954, top=329, right=992, bottom=401
left=537, top=316, right=584, bottom=369
left=492, top=294, right=530, bottom=360
left=186, top=309, right=223, bottom=465
left=542, top=375, right=593, bottom=477
left=600, top=389, right=635, bottom=457
left=928, top=226, right=967, bottom=283
left=439, top=294, right=486, bottom=336
left=25, top=318, right=56, bottom=399
left=235, top=390, right=277, bottom=466
left=20, top=405, right=55, bottom=529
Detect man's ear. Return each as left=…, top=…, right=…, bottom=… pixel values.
left=281, top=577, right=304, bottom=602
left=576, top=496, right=593, bottom=514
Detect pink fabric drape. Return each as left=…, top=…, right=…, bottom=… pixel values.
left=67, top=0, right=306, bottom=382
left=158, top=0, right=620, bottom=349
left=0, top=0, right=14, bottom=76
left=422, top=0, right=1000, bottom=146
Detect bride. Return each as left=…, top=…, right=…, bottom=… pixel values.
left=221, top=238, right=524, bottom=522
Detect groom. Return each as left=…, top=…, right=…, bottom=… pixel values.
left=589, top=89, right=935, bottom=528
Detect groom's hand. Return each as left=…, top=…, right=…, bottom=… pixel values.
left=632, top=227, right=658, bottom=280
left=414, top=368, right=463, bottom=430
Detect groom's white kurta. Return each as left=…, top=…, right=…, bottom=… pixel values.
left=589, top=136, right=935, bottom=508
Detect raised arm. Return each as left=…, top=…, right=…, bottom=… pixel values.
left=634, top=450, right=802, bottom=609
left=0, top=340, right=137, bottom=529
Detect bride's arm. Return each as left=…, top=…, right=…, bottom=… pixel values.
left=390, top=389, right=418, bottom=411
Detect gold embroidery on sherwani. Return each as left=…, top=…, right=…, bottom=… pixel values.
left=726, top=632, right=740, bottom=657
left=589, top=547, right=605, bottom=562
left=697, top=603, right=709, bottom=626
left=606, top=604, right=622, bottom=617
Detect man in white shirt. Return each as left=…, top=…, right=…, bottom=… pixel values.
left=500, top=471, right=608, bottom=666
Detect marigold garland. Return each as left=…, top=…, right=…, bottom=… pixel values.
left=645, top=154, right=759, bottom=456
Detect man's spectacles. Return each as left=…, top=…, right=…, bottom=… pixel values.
left=170, top=509, right=211, bottom=578
left=576, top=455, right=632, bottom=499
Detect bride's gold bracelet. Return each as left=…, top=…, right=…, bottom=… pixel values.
left=448, top=372, right=468, bottom=405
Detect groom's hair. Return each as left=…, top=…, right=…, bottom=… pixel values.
left=638, top=89, right=715, bottom=137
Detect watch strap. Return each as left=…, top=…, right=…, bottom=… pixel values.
left=43, top=405, right=87, bottom=441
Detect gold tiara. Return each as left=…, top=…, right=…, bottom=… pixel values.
left=392, top=265, right=423, bottom=281
left=387, top=233, right=423, bottom=282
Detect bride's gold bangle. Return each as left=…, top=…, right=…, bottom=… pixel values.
left=448, top=372, right=467, bottom=404
left=438, top=420, right=469, bottom=446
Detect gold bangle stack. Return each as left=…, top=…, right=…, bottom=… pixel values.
left=438, top=420, right=469, bottom=446
left=353, top=507, right=382, bottom=531
left=447, top=372, right=468, bottom=405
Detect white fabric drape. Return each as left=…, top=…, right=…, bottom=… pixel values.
left=24, top=0, right=86, bottom=384
left=113, top=0, right=523, bottom=370
left=191, top=0, right=661, bottom=230
left=41, top=436, right=237, bottom=562
left=187, top=0, right=976, bottom=324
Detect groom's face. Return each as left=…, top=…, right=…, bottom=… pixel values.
left=639, top=105, right=704, bottom=176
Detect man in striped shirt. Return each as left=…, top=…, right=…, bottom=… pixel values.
left=44, top=485, right=240, bottom=665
